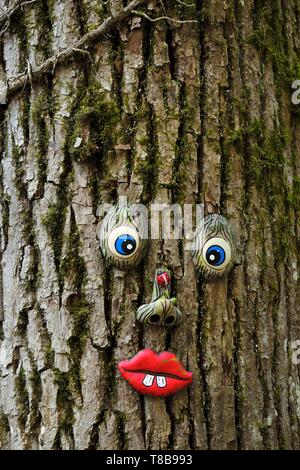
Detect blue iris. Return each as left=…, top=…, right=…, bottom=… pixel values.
left=206, top=245, right=225, bottom=266
left=115, top=234, right=136, bottom=256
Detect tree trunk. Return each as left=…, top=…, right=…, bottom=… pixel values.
left=0, top=0, right=300, bottom=450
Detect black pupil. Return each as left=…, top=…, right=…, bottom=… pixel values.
left=150, top=314, right=160, bottom=323
left=206, top=249, right=221, bottom=266
left=122, top=237, right=136, bottom=255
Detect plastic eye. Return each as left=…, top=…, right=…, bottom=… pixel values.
left=191, top=214, right=236, bottom=280
left=206, top=245, right=225, bottom=266
left=115, top=234, right=136, bottom=256
left=98, top=203, right=147, bottom=269
left=108, top=226, right=140, bottom=259
left=203, top=238, right=232, bottom=270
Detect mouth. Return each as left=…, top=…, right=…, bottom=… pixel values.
left=118, top=349, right=193, bottom=397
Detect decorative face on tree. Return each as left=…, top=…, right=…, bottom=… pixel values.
left=112, top=211, right=235, bottom=397
left=98, top=202, right=147, bottom=270
left=191, top=214, right=236, bottom=280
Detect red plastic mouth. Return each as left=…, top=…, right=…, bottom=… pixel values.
left=118, top=349, right=193, bottom=397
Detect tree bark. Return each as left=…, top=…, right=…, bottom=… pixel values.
left=0, top=0, right=300, bottom=450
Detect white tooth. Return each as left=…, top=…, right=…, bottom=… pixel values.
left=143, top=374, right=154, bottom=386
left=156, top=376, right=167, bottom=388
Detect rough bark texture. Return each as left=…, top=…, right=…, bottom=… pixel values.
left=0, top=0, right=300, bottom=450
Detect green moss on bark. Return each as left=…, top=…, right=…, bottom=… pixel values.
left=28, top=351, right=42, bottom=433
left=20, top=86, right=31, bottom=146
left=226, top=118, right=295, bottom=262
left=61, top=211, right=90, bottom=397
left=172, top=83, right=194, bottom=202
left=73, top=0, right=88, bottom=35
left=0, top=112, right=9, bottom=248
left=67, top=83, right=120, bottom=161
left=53, top=369, right=75, bottom=435
left=16, top=308, right=29, bottom=336
left=32, top=91, right=51, bottom=197
left=60, top=215, right=87, bottom=289
left=11, top=137, right=26, bottom=199
left=136, top=103, right=160, bottom=202
left=67, top=298, right=90, bottom=396
left=11, top=136, right=41, bottom=293
left=0, top=412, right=10, bottom=435
left=10, top=10, right=29, bottom=72
left=42, top=203, right=67, bottom=278
left=0, top=410, right=10, bottom=446
left=35, top=304, right=55, bottom=367
left=115, top=410, right=129, bottom=450
left=35, top=0, right=54, bottom=59
left=25, top=244, right=42, bottom=293
left=250, top=0, right=300, bottom=112
left=0, top=192, right=9, bottom=249
left=15, top=367, right=30, bottom=430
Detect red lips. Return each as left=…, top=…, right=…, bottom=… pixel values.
left=118, top=349, right=193, bottom=397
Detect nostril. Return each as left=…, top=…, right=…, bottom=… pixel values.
left=165, top=316, right=175, bottom=325
left=150, top=314, right=161, bottom=323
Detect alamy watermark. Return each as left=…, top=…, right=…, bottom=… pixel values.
left=287, top=82, right=300, bottom=363
left=96, top=196, right=206, bottom=249
left=290, top=340, right=300, bottom=365
left=292, top=80, right=300, bottom=105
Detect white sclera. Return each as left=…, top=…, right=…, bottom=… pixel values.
left=202, top=237, right=232, bottom=271
left=108, top=226, right=140, bottom=259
